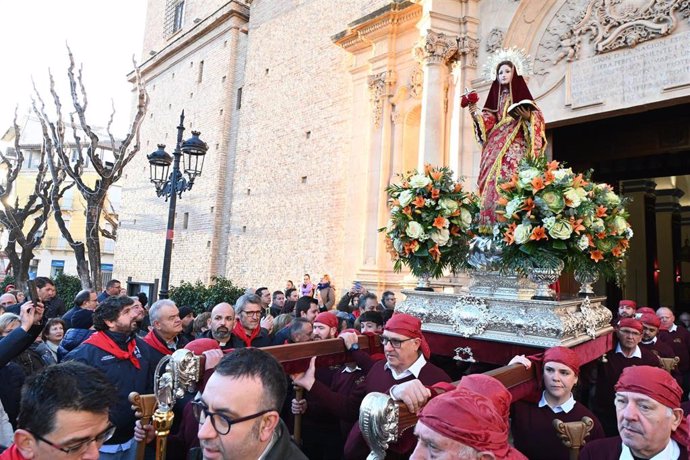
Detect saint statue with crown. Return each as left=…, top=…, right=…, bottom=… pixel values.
left=462, top=48, right=547, bottom=230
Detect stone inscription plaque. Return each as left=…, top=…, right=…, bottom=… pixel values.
left=570, top=31, right=690, bottom=109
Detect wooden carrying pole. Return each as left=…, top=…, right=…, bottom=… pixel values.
left=129, top=392, right=157, bottom=460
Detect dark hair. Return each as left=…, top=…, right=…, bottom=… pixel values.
left=193, top=311, right=211, bottom=337
left=272, top=290, right=284, bottom=301
left=382, top=291, right=395, bottom=301
left=281, top=300, right=296, bottom=315
left=74, top=289, right=94, bottom=307
left=34, top=277, right=55, bottom=289
left=359, top=311, right=384, bottom=327
left=358, top=292, right=378, bottom=309
left=214, top=348, right=286, bottom=411
left=17, top=362, right=116, bottom=437
left=304, top=274, right=310, bottom=279
left=93, top=296, right=134, bottom=331
left=495, top=60, right=515, bottom=80
left=295, top=296, right=317, bottom=318
left=137, top=292, right=149, bottom=308
left=285, top=288, right=297, bottom=298
left=382, top=308, right=394, bottom=324
left=106, top=279, right=121, bottom=289
left=289, top=317, right=312, bottom=341
left=256, top=287, right=268, bottom=297
left=41, top=318, right=66, bottom=341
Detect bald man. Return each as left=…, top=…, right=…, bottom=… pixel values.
left=200, top=302, right=236, bottom=350
left=657, top=306, right=690, bottom=394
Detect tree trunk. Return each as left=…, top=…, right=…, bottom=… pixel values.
left=86, top=195, right=105, bottom=291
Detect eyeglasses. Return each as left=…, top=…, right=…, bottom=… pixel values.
left=192, top=401, right=271, bottom=435
left=242, top=310, right=262, bottom=317
left=380, top=336, right=415, bottom=348
left=28, top=424, right=115, bottom=455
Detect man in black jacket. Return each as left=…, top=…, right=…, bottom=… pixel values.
left=64, top=296, right=155, bottom=459
left=61, top=289, right=97, bottom=329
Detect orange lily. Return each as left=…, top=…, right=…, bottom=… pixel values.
left=429, top=244, right=442, bottom=262
left=569, top=217, right=586, bottom=235
left=596, top=205, right=608, bottom=218
left=531, top=176, right=545, bottom=192
left=431, top=170, right=443, bottom=181
left=572, top=174, right=589, bottom=188
left=454, top=183, right=463, bottom=192
left=530, top=226, right=548, bottom=241
left=431, top=188, right=440, bottom=200
left=497, top=197, right=509, bottom=206
left=413, top=196, right=426, bottom=208
left=402, top=206, right=412, bottom=217
left=433, top=216, right=448, bottom=230
left=522, top=197, right=536, bottom=215
left=586, top=234, right=596, bottom=248
left=547, top=160, right=560, bottom=171
left=500, top=175, right=518, bottom=191
left=450, top=225, right=461, bottom=236
left=404, top=240, right=419, bottom=255
left=596, top=231, right=607, bottom=240
left=619, top=239, right=630, bottom=249
left=590, top=250, right=604, bottom=262
left=450, top=209, right=461, bottom=217
left=612, top=246, right=623, bottom=257
left=544, top=170, right=555, bottom=185
left=503, top=223, right=517, bottom=245
left=426, top=183, right=433, bottom=192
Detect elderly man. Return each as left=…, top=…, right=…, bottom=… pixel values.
left=0, top=293, right=16, bottom=313
left=194, top=348, right=307, bottom=459
left=292, top=313, right=451, bottom=459
left=142, top=299, right=186, bottom=365
left=657, top=306, right=690, bottom=392
left=200, top=302, right=236, bottom=350
left=581, top=365, right=690, bottom=459
left=232, top=294, right=272, bottom=348
left=594, top=318, right=662, bottom=436
left=0, top=362, right=117, bottom=460
left=64, top=296, right=155, bottom=459
left=62, top=289, right=97, bottom=329
left=410, top=374, right=527, bottom=460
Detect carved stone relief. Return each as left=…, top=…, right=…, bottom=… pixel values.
left=413, top=30, right=458, bottom=65
left=457, top=33, right=480, bottom=68
left=485, top=28, right=505, bottom=53
left=367, top=71, right=396, bottom=128
left=408, top=64, right=423, bottom=99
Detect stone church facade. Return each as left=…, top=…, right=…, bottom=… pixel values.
left=115, top=0, right=690, bottom=306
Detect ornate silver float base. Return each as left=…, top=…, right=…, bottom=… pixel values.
left=398, top=277, right=612, bottom=348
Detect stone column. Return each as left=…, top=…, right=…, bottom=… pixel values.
left=655, top=188, right=684, bottom=307
left=621, top=180, right=658, bottom=306
left=362, top=71, right=396, bottom=266
left=414, top=30, right=458, bottom=169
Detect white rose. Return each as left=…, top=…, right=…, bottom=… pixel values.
left=591, top=218, right=605, bottom=233
left=430, top=228, right=450, bottom=246
left=514, top=223, right=532, bottom=245
left=577, top=235, right=589, bottom=251
left=409, top=174, right=431, bottom=189
left=543, top=216, right=556, bottom=230
left=505, top=197, right=522, bottom=216
left=605, top=191, right=621, bottom=206
left=460, top=208, right=472, bottom=228
left=564, top=188, right=582, bottom=208
left=574, top=187, right=588, bottom=199
left=518, top=168, right=540, bottom=186
left=439, top=197, right=459, bottom=213
left=406, top=221, right=425, bottom=239
left=398, top=190, right=414, bottom=207
left=612, top=215, right=628, bottom=234
left=553, top=168, right=573, bottom=182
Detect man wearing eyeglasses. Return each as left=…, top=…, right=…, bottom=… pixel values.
left=230, top=294, right=272, bottom=348
left=0, top=361, right=116, bottom=459
left=593, top=317, right=662, bottom=436
left=193, top=347, right=307, bottom=459
left=292, top=313, right=451, bottom=459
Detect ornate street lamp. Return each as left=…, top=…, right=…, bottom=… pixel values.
left=147, top=111, right=208, bottom=299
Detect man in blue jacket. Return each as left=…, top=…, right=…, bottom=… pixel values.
left=64, top=295, right=155, bottom=460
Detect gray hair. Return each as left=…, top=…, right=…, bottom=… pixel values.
left=0, top=312, right=20, bottom=334
left=234, top=294, right=261, bottom=315
left=149, top=299, right=177, bottom=323
left=74, top=289, right=95, bottom=306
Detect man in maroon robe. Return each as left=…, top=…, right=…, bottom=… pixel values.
left=611, top=299, right=637, bottom=326
left=509, top=346, right=605, bottom=459
left=291, top=313, right=451, bottom=460
left=639, top=312, right=677, bottom=362
left=657, top=306, right=690, bottom=395
left=580, top=366, right=690, bottom=459
left=410, top=374, right=527, bottom=459
left=593, top=318, right=662, bottom=436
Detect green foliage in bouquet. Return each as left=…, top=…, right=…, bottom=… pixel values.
left=380, top=164, right=479, bottom=278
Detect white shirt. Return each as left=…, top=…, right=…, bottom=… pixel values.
left=668, top=324, right=678, bottom=333
left=385, top=353, right=427, bottom=380
left=615, top=343, right=642, bottom=358
left=620, top=439, right=679, bottom=459
left=538, top=391, right=576, bottom=414
left=342, top=365, right=361, bottom=373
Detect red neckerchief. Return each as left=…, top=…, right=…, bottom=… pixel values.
left=0, top=444, right=27, bottom=459
left=84, top=331, right=141, bottom=369
left=232, top=321, right=259, bottom=348
left=143, top=330, right=172, bottom=356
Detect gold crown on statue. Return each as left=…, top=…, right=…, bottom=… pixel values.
left=482, top=47, right=534, bottom=82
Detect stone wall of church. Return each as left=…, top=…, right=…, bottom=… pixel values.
left=223, top=0, right=390, bottom=292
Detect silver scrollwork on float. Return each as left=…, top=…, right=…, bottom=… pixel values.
left=359, top=392, right=400, bottom=460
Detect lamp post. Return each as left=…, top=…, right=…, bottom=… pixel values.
left=147, top=111, right=208, bottom=299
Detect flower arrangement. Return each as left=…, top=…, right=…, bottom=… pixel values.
left=495, top=155, right=631, bottom=284
left=381, top=165, right=479, bottom=278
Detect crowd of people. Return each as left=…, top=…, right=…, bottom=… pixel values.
left=0, top=275, right=689, bottom=459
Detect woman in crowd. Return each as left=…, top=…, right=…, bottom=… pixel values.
left=317, top=274, right=335, bottom=311
left=36, top=318, right=65, bottom=365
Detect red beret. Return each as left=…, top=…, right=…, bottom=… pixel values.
left=614, top=365, right=690, bottom=450
left=384, top=313, right=430, bottom=359
left=543, top=346, right=581, bottom=376
left=185, top=338, right=221, bottom=355
left=314, top=312, right=338, bottom=330
left=419, top=379, right=525, bottom=459
left=617, top=318, right=643, bottom=333
left=619, top=299, right=637, bottom=309
left=458, top=374, right=511, bottom=420
left=636, top=307, right=655, bottom=315
left=638, top=312, right=660, bottom=329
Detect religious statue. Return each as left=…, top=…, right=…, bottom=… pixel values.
left=463, top=48, right=547, bottom=229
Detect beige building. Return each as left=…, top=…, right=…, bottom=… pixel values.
left=116, top=0, right=690, bottom=308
